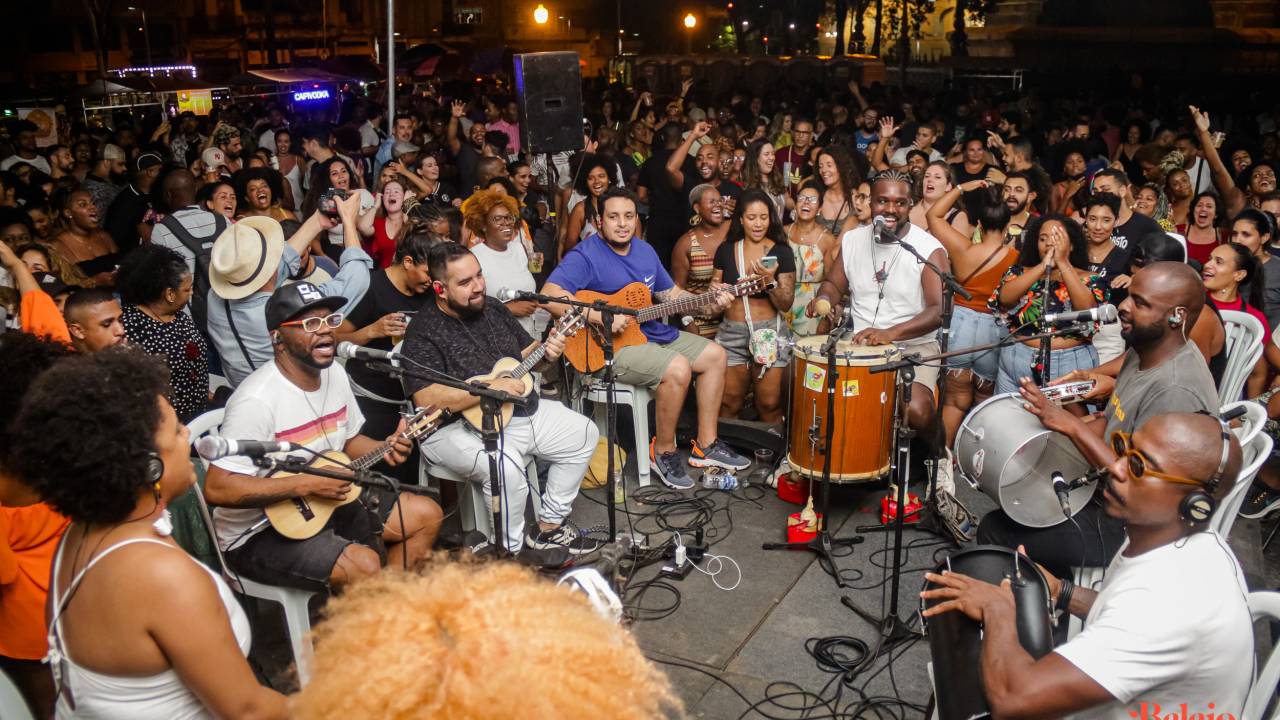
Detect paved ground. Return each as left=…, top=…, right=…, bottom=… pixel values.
left=243, top=435, right=1280, bottom=717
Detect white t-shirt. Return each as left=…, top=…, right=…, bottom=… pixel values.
left=211, top=361, right=366, bottom=550
left=325, top=188, right=376, bottom=247
left=472, top=239, right=548, bottom=337
left=1185, top=157, right=1214, bottom=195
left=1, top=153, right=51, bottom=174
left=358, top=120, right=381, bottom=150
left=840, top=222, right=945, bottom=345
left=1054, top=532, right=1252, bottom=720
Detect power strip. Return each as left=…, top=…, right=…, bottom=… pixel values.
left=659, top=562, right=693, bottom=579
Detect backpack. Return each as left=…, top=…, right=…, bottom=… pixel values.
left=159, top=212, right=227, bottom=333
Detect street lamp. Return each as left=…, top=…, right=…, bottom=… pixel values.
left=534, top=3, right=549, bottom=24
left=127, top=6, right=152, bottom=68
left=683, top=13, right=697, bottom=29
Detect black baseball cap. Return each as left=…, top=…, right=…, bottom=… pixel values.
left=34, top=271, right=72, bottom=297
left=265, top=281, right=345, bottom=331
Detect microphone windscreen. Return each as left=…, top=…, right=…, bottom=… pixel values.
left=814, top=298, right=832, bottom=317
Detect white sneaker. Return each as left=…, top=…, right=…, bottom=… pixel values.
left=931, top=449, right=956, bottom=497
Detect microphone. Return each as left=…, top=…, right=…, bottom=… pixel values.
left=813, top=297, right=832, bottom=317
left=872, top=215, right=893, bottom=244
left=1043, top=304, right=1119, bottom=326
left=195, top=436, right=299, bottom=461
left=1051, top=471, right=1072, bottom=518
left=336, top=341, right=398, bottom=362
left=495, top=287, right=537, bottom=303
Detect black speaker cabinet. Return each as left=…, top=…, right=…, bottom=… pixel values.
left=514, top=52, right=585, bottom=155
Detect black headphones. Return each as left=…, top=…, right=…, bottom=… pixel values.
left=143, top=451, right=165, bottom=486
left=1179, top=419, right=1231, bottom=524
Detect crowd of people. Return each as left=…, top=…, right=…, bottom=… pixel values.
left=0, top=69, right=1279, bottom=718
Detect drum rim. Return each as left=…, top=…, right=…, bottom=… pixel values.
left=793, top=336, right=901, bottom=363
left=919, top=545, right=1053, bottom=626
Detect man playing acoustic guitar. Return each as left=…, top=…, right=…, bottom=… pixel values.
left=206, top=281, right=443, bottom=591
left=541, top=187, right=753, bottom=490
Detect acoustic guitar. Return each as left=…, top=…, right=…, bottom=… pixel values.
left=264, top=406, right=446, bottom=540
left=562, top=276, right=773, bottom=373
left=460, top=309, right=587, bottom=431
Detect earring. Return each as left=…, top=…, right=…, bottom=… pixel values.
left=690, top=214, right=702, bottom=227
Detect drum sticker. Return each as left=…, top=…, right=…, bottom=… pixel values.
left=804, top=364, right=826, bottom=392
left=842, top=380, right=860, bottom=397
left=972, top=449, right=985, bottom=478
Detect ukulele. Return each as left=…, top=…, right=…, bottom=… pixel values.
left=263, top=406, right=447, bottom=540
left=562, top=276, right=773, bottom=373
left=460, top=309, right=587, bottom=431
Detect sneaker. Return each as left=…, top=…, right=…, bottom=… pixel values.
left=516, top=544, right=573, bottom=570
left=652, top=447, right=696, bottom=489
left=526, top=525, right=604, bottom=556
left=934, top=489, right=977, bottom=543
left=1239, top=482, right=1280, bottom=519
left=688, top=438, right=751, bottom=471
left=930, top=449, right=956, bottom=497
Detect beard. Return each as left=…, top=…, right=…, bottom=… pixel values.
left=446, top=295, right=484, bottom=320
left=1121, top=320, right=1164, bottom=348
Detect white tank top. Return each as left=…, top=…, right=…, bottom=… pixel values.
left=840, top=222, right=946, bottom=345
left=47, top=536, right=252, bottom=719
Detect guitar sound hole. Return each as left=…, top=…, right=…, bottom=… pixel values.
left=294, top=498, right=315, bottom=521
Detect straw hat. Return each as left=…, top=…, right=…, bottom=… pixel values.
left=209, top=216, right=286, bottom=300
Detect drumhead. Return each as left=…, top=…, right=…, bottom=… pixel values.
left=793, top=336, right=899, bottom=365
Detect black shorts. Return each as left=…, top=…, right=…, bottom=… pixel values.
left=224, top=485, right=399, bottom=592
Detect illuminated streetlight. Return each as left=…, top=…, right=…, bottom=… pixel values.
left=533, top=3, right=549, bottom=24
left=683, top=13, right=697, bottom=29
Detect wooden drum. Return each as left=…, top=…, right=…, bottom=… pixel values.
left=787, top=337, right=899, bottom=482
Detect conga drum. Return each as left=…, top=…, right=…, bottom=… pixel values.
left=787, top=337, right=898, bottom=482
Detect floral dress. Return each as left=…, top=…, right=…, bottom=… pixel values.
left=786, top=241, right=826, bottom=336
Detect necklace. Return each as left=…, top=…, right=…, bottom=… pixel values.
left=299, top=367, right=334, bottom=451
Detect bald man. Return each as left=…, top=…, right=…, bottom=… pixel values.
left=151, top=168, right=230, bottom=278
left=923, top=412, right=1251, bottom=720
left=979, top=262, right=1220, bottom=577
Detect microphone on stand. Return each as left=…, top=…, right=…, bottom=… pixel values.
left=336, top=341, right=399, bottom=362
left=495, top=287, right=538, bottom=303
left=872, top=215, right=892, bottom=245
left=195, top=436, right=300, bottom=461
left=1043, top=304, right=1119, bottom=326
left=1051, top=471, right=1072, bottom=518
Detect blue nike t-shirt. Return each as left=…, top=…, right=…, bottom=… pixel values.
left=546, top=234, right=678, bottom=344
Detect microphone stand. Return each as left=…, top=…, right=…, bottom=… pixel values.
left=761, top=314, right=866, bottom=587
left=514, top=291, right=640, bottom=545
left=1034, top=263, right=1055, bottom=385
left=363, top=359, right=528, bottom=557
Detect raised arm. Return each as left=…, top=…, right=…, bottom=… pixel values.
left=1190, top=105, right=1246, bottom=217
left=871, top=116, right=898, bottom=172
left=928, top=182, right=982, bottom=261
left=446, top=100, right=466, bottom=156
left=666, top=121, right=709, bottom=189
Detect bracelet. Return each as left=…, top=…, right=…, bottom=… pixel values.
left=1055, top=578, right=1075, bottom=614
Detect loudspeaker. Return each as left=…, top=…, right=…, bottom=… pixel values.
left=514, top=52, right=585, bottom=155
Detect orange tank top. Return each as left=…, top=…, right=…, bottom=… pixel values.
left=956, top=248, right=1016, bottom=312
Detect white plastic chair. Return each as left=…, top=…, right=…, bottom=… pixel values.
left=186, top=409, right=318, bottom=686
left=426, top=459, right=540, bottom=543
left=1222, top=400, right=1268, bottom=448
left=575, top=375, right=653, bottom=487
left=1220, top=310, right=1265, bottom=405
left=0, top=668, right=33, bottom=720
left=1215, top=431, right=1273, bottom=538
left=1246, top=591, right=1280, bottom=720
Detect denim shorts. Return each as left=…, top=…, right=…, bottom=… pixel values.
left=945, top=306, right=1007, bottom=382
left=995, top=341, right=1099, bottom=395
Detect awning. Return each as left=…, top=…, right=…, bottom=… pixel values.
left=244, top=68, right=351, bottom=84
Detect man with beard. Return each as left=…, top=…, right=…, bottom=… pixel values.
left=808, top=169, right=946, bottom=442
left=639, top=124, right=698, bottom=267
left=210, top=123, right=243, bottom=174
left=1002, top=170, right=1040, bottom=234
left=82, top=144, right=126, bottom=221
left=447, top=100, right=486, bottom=200
left=44, top=144, right=74, bottom=182
left=169, top=111, right=206, bottom=168
left=401, top=242, right=600, bottom=564
left=103, top=152, right=163, bottom=253
left=374, top=112, right=415, bottom=179
left=665, top=122, right=741, bottom=217
left=853, top=107, right=880, bottom=156
left=776, top=117, right=815, bottom=187
left=977, top=262, right=1219, bottom=579
left=540, top=188, right=746, bottom=490
left=923, top=412, right=1250, bottom=720
left=0, top=122, right=50, bottom=174
left=206, top=281, right=442, bottom=591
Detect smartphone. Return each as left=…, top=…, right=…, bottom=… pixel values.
left=1040, top=379, right=1095, bottom=403
left=759, top=256, right=778, bottom=270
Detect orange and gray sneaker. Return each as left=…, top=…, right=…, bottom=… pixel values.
left=688, top=438, right=751, bottom=471
left=650, top=438, right=695, bottom=490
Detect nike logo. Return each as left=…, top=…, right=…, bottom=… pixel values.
left=644, top=275, right=655, bottom=285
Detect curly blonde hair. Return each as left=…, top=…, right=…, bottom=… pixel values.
left=460, top=189, right=519, bottom=238
left=291, top=562, right=681, bottom=719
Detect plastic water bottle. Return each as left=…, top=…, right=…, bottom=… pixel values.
left=702, top=469, right=738, bottom=491
left=613, top=470, right=625, bottom=505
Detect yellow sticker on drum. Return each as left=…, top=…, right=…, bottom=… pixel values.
left=804, top=364, right=826, bottom=392
left=842, top=380, right=860, bottom=397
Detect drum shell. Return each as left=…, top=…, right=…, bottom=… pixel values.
left=954, top=393, right=1095, bottom=528
left=786, top=338, right=898, bottom=482
left=920, top=546, right=1054, bottom=720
